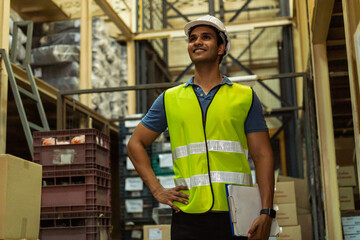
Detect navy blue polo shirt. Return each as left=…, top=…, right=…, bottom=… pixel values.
left=141, top=76, right=268, bottom=134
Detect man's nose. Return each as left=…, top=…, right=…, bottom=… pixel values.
left=194, top=37, right=203, bottom=46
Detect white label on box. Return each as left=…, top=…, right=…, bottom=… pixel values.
left=159, top=203, right=171, bottom=208
left=345, top=234, right=360, bottom=240
left=163, top=142, right=171, bottom=151
left=131, top=230, right=142, bottom=239
left=125, top=177, right=143, bottom=191
left=159, top=153, right=173, bottom=168
left=125, top=199, right=143, bottom=213
left=343, top=225, right=360, bottom=235
left=125, top=120, right=141, bottom=128
left=74, top=19, right=81, bottom=27
left=149, top=228, right=162, bottom=240
left=74, top=33, right=80, bottom=42
left=123, top=135, right=131, bottom=145
left=158, top=175, right=175, bottom=189
left=60, top=154, right=72, bottom=164
left=126, top=157, right=135, bottom=170
left=34, top=67, right=42, bottom=78
left=342, top=216, right=360, bottom=226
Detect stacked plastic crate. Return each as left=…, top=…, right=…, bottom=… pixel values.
left=33, top=129, right=112, bottom=240
left=118, top=119, right=174, bottom=240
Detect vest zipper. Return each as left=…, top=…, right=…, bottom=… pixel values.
left=193, top=86, right=221, bottom=213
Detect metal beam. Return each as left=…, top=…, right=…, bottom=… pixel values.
left=312, top=43, right=342, bottom=239
left=0, top=0, right=10, bottom=154
left=59, top=72, right=305, bottom=96
left=80, top=0, right=92, bottom=107
left=229, top=0, right=252, bottom=22
left=238, top=29, right=265, bottom=60
left=311, top=0, right=335, bottom=44
left=175, top=62, right=194, bottom=82
left=209, top=0, right=215, bottom=16
left=163, top=0, right=190, bottom=22
left=134, top=17, right=293, bottom=40
left=93, top=0, right=132, bottom=39
left=228, top=54, right=290, bottom=107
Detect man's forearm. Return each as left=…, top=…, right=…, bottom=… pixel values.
left=254, top=156, right=275, bottom=209
left=127, top=141, right=164, bottom=194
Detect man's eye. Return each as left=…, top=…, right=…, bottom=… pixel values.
left=203, top=35, right=210, bottom=39
left=189, top=37, right=196, bottom=42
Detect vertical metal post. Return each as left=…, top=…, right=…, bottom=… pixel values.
left=303, top=73, right=322, bottom=240
left=135, top=41, right=141, bottom=113
left=278, top=0, right=301, bottom=178
left=209, top=0, right=215, bottom=16
left=140, top=42, right=147, bottom=113
left=219, top=0, right=227, bottom=75
left=162, top=0, right=168, bottom=65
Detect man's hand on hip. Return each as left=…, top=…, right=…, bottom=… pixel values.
left=247, top=214, right=272, bottom=240
left=153, top=185, right=189, bottom=212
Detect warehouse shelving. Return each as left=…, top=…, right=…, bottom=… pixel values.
left=309, top=0, right=360, bottom=239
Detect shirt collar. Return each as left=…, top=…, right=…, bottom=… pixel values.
left=183, top=76, right=233, bottom=88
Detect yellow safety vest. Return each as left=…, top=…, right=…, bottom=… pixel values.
left=164, top=82, right=253, bottom=213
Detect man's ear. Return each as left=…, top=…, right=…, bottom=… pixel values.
left=218, top=43, right=226, bottom=56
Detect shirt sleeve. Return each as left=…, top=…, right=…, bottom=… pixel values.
left=244, top=91, right=268, bottom=134
left=140, top=92, right=168, bottom=133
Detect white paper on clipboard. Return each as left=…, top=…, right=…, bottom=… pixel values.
left=226, top=185, right=280, bottom=237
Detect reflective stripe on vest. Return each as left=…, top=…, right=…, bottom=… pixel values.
left=174, top=171, right=252, bottom=189
left=172, top=140, right=249, bottom=162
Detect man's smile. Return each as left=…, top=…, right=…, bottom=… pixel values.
left=193, top=48, right=206, bottom=53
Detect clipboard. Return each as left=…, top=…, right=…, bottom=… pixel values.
left=225, top=184, right=281, bottom=237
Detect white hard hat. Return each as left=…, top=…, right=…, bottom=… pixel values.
left=184, top=15, right=231, bottom=56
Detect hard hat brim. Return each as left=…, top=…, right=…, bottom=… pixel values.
left=184, top=20, right=225, bottom=37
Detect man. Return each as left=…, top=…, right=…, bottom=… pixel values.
left=127, top=15, right=275, bottom=240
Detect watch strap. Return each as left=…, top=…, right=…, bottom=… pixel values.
left=260, top=208, right=276, bottom=218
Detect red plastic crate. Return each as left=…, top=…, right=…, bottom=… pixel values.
left=41, top=169, right=111, bottom=207
left=42, top=168, right=111, bottom=187
left=40, top=226, right=111, bottom=240
left=41, top=163, right=110, bottom=173
left=42, top=184, right=110, bottom=207
left=41, top=205, right=111, bottom=213
left=40, top=209, right=112, bottom=240
left=40, top=209, right=112, bottom=222
left=33, top=129, right=110, bottom=169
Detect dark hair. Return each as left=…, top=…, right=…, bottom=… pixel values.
left=188, top=24, right=226, bottom=64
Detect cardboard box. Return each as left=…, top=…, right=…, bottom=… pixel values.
left=336, top=149, right=355, bottom=166
left=278, top=175, right=310, bottom=210
left=274, top=203, right=298, bottom=226
left=274, top=181, right=296, bottom=204
left=345, top=234, right=360, bottom=240
left=297, top=212, right=313, bottom=240
left=339, top=187, right=355, bottom=210
left=277, top=225, right=302, bottom=240
left=0, top=154, right=42, bottom=239
left=344, top=225, right=360, bottom=235
left=337, top=166, right=357, bottom=187
left=143, top=225, right=171, bottom=240
left=342, top=216, right=360, bottom=226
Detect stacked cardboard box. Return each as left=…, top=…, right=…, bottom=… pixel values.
left=273, top=175, right=312, bottom=240
left=342, top=215, right=360, bottom=240
left=335, top=137, right=357, bottom=210
left=0, top=154, right=42, bottom=239
left=143, top=225, right=171, bottom=240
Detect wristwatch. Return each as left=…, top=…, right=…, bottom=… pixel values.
left=260, top=208, right=276, bottom=218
